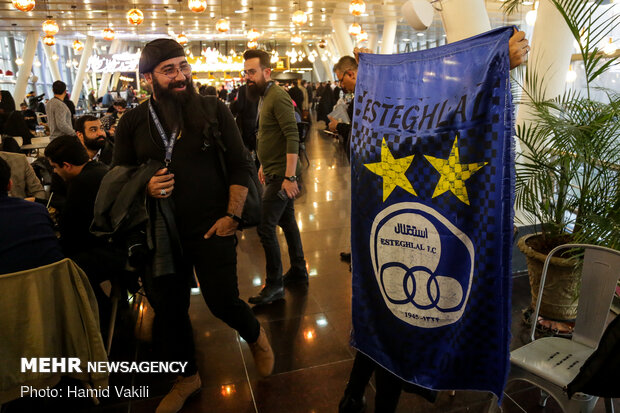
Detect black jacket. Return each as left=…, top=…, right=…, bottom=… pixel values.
left=91, top=159, right=191, bottom=279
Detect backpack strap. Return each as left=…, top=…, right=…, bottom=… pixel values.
left=199, top=96, right=229, bottom=181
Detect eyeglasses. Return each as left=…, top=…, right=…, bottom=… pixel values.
left=337, top=71, right=349, bottom=85
left=155, top=63, right=192, bottom=79
left=241, top=68, right=259, bottom=77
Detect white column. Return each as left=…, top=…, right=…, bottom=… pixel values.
left=438, top=0, right=491, bottom=44
left=13, top=31, right=39, bottom=109
left=331, top=17, right=354, bottom=58
left=110, top=71, right=121, bottom=90
left=303, top=45, right=322, bottom=82
left=513, top=0, right=573, bottom=224
left=43, top=44, right=62, bottom=82
left=317, top=48, right=333, bottom=81
left=71, top=35, right=95, bottom=106
left=97, top=39, right=121, bottom=98
left=380, top=19, right=397, bottom=54
left=367, top=32, right=378, bottom=54
left=326, top=38, right=340, bottom=68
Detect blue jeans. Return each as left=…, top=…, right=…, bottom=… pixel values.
left=257, top=175, right=306, bottom=286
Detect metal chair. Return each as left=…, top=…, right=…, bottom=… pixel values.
left=505, top=244, right=620, bottom=413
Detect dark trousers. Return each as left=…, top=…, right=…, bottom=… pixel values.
left=257, top=175, right=306, bottom=286
left=144, top=235, right=261, bottom=377
left=346, top=351, right=438, bottom=413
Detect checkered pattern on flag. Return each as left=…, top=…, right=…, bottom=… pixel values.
left=350, top=27, right=515, bottom=399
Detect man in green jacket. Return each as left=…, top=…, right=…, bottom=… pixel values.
left=243, top=49, right=308, bottom=306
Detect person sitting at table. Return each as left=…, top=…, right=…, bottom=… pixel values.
left=0, top=156, right=63, bottom=275
left=100, top=98, right=127, bottom=135
left=20, top=102, right=38, bottom=131
left=0, top=90, right=34, bottom=146
left=0, top=151, right=46, bottom=200
left=75, top=115, right=113, bottom=166
left=44, top=135, right=121, bottom=329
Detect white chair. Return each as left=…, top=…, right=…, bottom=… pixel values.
left=505, top=244, right=620, bottom=413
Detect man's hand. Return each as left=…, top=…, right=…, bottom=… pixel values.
left=282, top=179, right=299, bottom=199
left=509, top=28, right=530, bottom=69
left=353, top=47, right=373, bottom=65
left=147, top=168, right=175, bottom=198
left=258, top=165, right=265, bottom=185
left=328, top=116, right=339, bottom=132
left=204, top=216, right=239, bottom=239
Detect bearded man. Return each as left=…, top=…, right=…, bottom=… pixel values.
left=113, top=39, right=274, bottom=413
left=75, top=115, right=113, bottom=165
left=243, top=49, right=309, bottom=306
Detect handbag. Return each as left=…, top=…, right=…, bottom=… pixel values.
left=199, top=96, right=263, bottom=228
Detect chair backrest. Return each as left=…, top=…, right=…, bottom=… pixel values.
left=535, top=244, right=620, bottom=348
left=572, top=245, right=620, bottom=348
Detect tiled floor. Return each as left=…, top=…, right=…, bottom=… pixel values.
left=3, top=122, right=618, bottom=413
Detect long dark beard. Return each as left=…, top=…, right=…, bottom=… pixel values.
left=84, top=136, right=106, bottom=151
left=246, top=79, right=266, bottom=102
left=152, top=75, right=197, bottom=130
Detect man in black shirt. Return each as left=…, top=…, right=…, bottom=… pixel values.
left=114, top=38, right=273, bottom=413
left=44, top=135, right=118, bottom=330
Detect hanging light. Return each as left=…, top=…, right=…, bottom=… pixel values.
left=247, top=28, right=260, bottom=41
left=247, top=40, right=258, bottom=49
left=525, top=2, right=537, bottom=26
left=42, top=35, right=56, bottom=46
left=33, top=59, right=41, bottom=67
left=349, top=0, right=365, bottom=16
left=348, top=22, right=361, bottom=36
left=103, top=27, right=115, bottom=40
left=292, top=10, right=307, bottom=26
left=127, top=8, right=144, bottom=25
left=177, top=32, right=188, bottom=45
left=603, top=37, right=616, bottom=56
left=15, top=58, right=24, bottom=65
left=51, top=53, right=59, bottom=61
left=188, top=0, right=207, bottom=13
left=12, top=0, right=35, bottom=12
left=72, top=39, right=84, bottom=53
left=215, top=18, right=230, bottom=32
left=42, top=18, right=59, bottom=36
left=291, top=35, right=302, bottom=45
left=318, top=39, right=326, bottom=48
left=357, top=29, right=368, bottom=42
left=566, top=65, right=577, bottom=83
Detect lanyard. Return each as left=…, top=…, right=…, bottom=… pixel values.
left=148, top=100, right=178, bottom=166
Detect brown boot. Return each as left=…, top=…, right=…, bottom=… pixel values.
left=249, top=326, right=274, bottom=377
left=155, top=372, right=201, bottom=413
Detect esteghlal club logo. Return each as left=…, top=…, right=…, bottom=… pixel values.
left=370, top=202, right=474, bottom=328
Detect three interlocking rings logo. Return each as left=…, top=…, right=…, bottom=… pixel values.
left=370, top=203, right=475, bottom=328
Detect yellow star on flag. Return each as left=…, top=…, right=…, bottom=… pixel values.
left=424, top=135, right=487, bottom=205
left=364, top=137, right=417, bottom=202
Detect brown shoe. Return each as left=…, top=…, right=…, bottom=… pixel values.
left=155, top=373, right=201, bottom=413
left=249, top=326, right=274, bottom=377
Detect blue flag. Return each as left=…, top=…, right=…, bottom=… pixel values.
left=351, top=27, right=514, bottom=399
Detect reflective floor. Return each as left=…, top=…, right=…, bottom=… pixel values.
left=3, top=122, right=618, bottom=413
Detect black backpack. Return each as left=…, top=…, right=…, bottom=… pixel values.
left=198, top=96, right=263, bottom=228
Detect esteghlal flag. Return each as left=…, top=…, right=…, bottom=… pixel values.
left=351, top=27, right=514, bottom=398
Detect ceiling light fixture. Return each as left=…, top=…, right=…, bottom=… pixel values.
left=215, top=0, right=229, bottom=32
left=72, top=39, right=84, bottom=52
left=12, top=0, right=35, bottom=12
left=349, top=0, right=365, bottom=16
left=127, top=8, right=144, bottom=25
left=188, top=0, right=206, bottom=12
left=177, top=32, right=188, bottom=45
left=42, top=18, right=59, bottom=35
left=247, top=40, right=258, bottom=49
left=348, top=22, right=361, bottom=36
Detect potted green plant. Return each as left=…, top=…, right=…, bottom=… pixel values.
left=503, top=0, right=620, bottom=326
